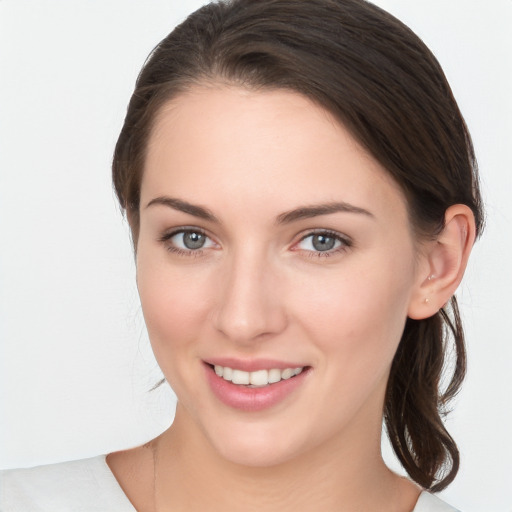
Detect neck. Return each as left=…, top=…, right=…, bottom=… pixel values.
left=151, top=405, right=419, bottom=512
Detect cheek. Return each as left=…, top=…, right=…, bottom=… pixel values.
left=136, top=258, right=218, bottom=405
left=294, top=255, right=414, bottom=374
left=287, top=258, right=416, bottom=436
left=136, top=251, right=213, bottom=358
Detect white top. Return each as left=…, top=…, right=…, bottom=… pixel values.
left=0, top=456, right=460, bottom=512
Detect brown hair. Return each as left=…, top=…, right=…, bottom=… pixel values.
left=112, top=0, right=483, bottom=492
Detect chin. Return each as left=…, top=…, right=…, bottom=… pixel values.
left=203, top=418, right=311, bottom=468
left=215, top=438, right=300, bottom=468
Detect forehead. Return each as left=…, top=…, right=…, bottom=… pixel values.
left=142, top=85, right=408, bottom=224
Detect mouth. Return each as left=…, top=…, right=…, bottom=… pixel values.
left=203, top=361, right=311, bottom=412
left=209, top=364, right=305, bottom=388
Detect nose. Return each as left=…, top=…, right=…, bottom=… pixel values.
left=211, top=249, right=288, bottom=344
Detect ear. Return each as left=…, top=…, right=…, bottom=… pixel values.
left=408, top=204, right=476, bottom=320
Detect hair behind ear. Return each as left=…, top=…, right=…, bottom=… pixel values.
left=384, top=297, right=466, bottom=491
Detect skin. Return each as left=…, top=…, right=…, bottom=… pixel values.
left=107, top=85, right=475, bottom=512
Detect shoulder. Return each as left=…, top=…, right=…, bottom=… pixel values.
left=413, top=491, right=460, bottom=512
left=0, top=455, right=135, bottom=512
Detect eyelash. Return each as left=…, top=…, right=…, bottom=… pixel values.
left=158, top=227, right=211, bottom=258
left=158, top=228, right=352, bottom=258
left=295, top=230, right=352, bottom=258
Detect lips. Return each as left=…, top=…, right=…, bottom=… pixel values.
left=204, top=359, right=310, bottom=411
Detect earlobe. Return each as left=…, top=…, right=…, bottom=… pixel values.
left=408, top=204, right=476, bottom=320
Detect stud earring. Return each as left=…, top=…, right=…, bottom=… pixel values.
left=424, top=274, right=435, bottom=304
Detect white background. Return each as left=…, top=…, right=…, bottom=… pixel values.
left=0, top=1, right=510, bottom=510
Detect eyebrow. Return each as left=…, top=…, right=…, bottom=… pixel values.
left=145, top=196, right=219, bottom=222
left=145, top=196, right=374, bottom=224
left=275, top=202, right=374, bottom=225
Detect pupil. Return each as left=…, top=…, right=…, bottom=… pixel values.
left=312, top=234, right=335, bottom=251
left=184, top=232, right=205, bottom=250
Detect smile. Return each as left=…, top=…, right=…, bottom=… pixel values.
left=214, top=365, right=304, bottom=387
left=205, top=362, right=310, bottom=411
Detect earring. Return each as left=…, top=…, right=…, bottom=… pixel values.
left=424, top=274, right=435, bottom=304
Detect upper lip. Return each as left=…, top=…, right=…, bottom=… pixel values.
left=204, top=357, right=307, bottom=372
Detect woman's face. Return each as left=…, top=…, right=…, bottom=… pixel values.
left=136, top=85, right=427, bottom=466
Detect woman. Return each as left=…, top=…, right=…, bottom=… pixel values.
left=1, top=0, right=483, bottom=510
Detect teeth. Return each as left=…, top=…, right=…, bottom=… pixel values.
left=250, top=369, right=268, bottom=386
left=232, top=369, right=250, bottom=385
left=281, top=368, right=294, bottom=380
left=268, top=368, right=281, bottom=384
left=213, top=365, right=304, bottom=386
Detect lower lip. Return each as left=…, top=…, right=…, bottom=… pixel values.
left=204, top=364, right=310, bottom=412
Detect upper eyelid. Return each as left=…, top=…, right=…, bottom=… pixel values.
left=159, top=226, right=210, bottom=240
left=296, top=229, right=352, bottom=243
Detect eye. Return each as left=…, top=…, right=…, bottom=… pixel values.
left=294, top=231, right=351, bottom=256
left=176, top=231, right=208, bottom=250
left=159, top=228, right=217, bottom=255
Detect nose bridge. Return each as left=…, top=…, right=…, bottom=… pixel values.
left=213, top=243, right=286, bottom=343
